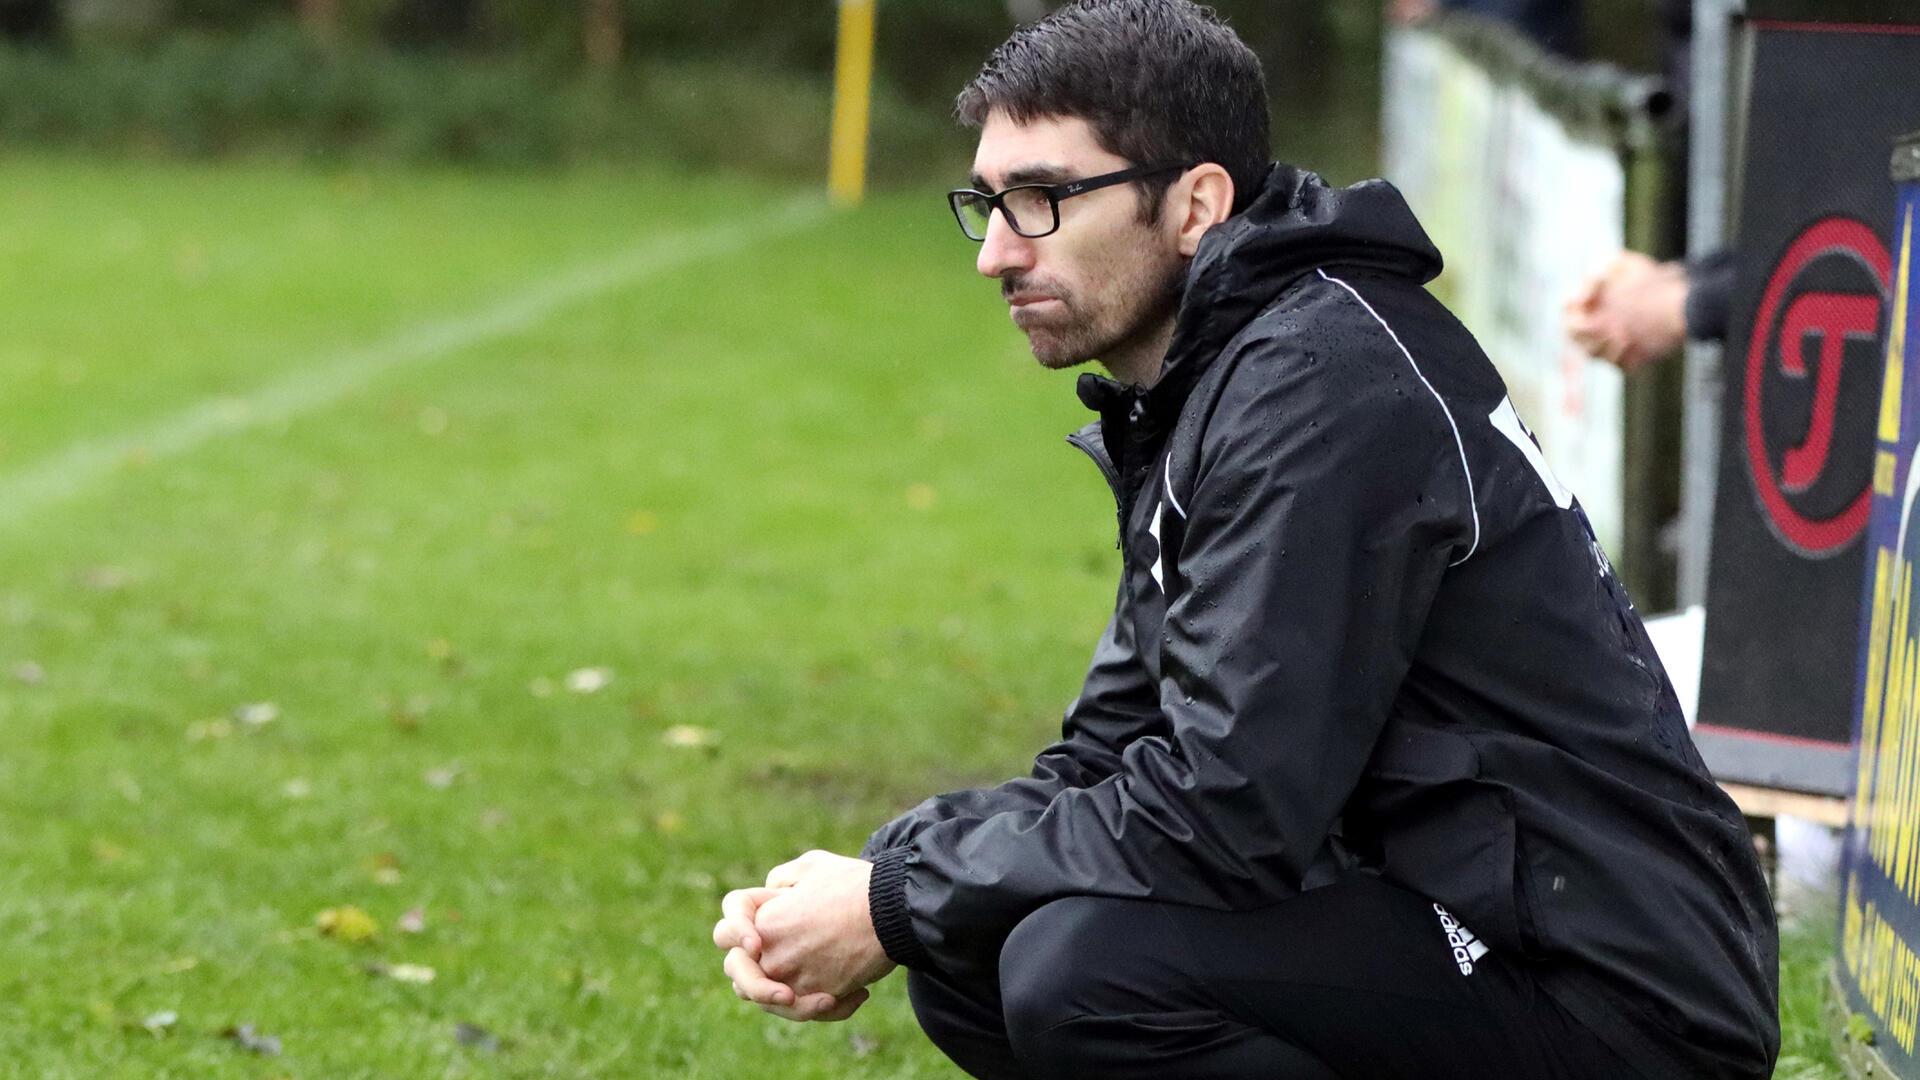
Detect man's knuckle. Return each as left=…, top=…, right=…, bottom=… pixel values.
left=725, top=949, right=755, bottom=980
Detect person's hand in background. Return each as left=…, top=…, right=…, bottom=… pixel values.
left=1565, top=250, right=1691, bottom=373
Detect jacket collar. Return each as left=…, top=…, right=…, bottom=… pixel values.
left=1074, top=164, right=1445, bottom=423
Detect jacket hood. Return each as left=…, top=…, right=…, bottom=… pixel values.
left=1120, top=164, right=1444, bottom=414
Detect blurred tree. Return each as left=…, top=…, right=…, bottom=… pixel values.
left=63, top=0, right=167, bottom=43
left=169, top=0, right=276, bottom=30
left=582, top=0, right=620, bottom=67
left=0, top=0, right=59, bottom=42
left=298, top=0, right=340, bottom=43
left=1583, top=0, right=1664, bottom=72
left=382, top=0, right=477, bottom=49
left=873, top=0, right=1016, bottom=105
left=1212, top=1, right=1342, bottom=112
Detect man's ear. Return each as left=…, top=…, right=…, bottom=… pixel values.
left=1172, top=164, right=1235, bottom=257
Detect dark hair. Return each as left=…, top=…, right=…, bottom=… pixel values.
left=955, top=0, right=1271, bottom=218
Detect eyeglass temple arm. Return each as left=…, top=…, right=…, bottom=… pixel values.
left=1054, top=163, right=1187, bottom=199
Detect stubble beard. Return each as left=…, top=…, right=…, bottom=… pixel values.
left=1008, top=249, right=1187, bottom=372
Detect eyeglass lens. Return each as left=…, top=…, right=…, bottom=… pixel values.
left=955, top=187, right=1057, bottom=239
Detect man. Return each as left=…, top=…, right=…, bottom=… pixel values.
left=1388, top=0, right=1584, bottom=59
left=713, top=2, right=1778, bottom=1076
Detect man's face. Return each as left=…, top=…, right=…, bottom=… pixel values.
left=969, top=112, right=1188, bottom=370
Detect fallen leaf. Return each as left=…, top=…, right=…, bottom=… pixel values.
left=454, top=1021, right=502, bottom=1053
left=561, top=965, right=610, bottom=999
left=315, top=905, right=378, bottom=944
left=141, top=1010, right=178, bottom=1038
left=367, top=852, right=403, bottom=886
left=80, top=566, right=133, bottom=592
left=565, top=667, right=613, bottom=694
left=386, top=693, right=433, bottom=732
left=233, top=702, right=279, bottom=728
left=222, top=1023, right=282, bottom=1056
left=660, top=725, right=717, bottom=750
left=427, top=638, right=464, bottom=675
left=185, top=718, right=233, bottom=742
left=368, top=962, right=436, bottom=984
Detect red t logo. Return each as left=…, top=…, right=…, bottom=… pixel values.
left=1743, top=216, right=1892, bottom=555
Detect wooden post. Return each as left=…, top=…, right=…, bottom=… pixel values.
left=296, top=0, right=341, bottom=45
left=829, top=0, right=877, bottom=206
left=583, top=0, right=624, bottom=70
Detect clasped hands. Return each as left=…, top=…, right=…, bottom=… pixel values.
left=712, top=850, right=897, bottom=1022
left=1564, top=250, right=1690, bottom=374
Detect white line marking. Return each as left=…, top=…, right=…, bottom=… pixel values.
left=1162, top=454, right=1187, bottom=520
left=1316, top=268, right=1481, bottom=565
left=0, top=197, right=828, bottom=527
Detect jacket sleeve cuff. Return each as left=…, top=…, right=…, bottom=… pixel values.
left=1683, top=249, right=1735, bottom=343
left=867, top=846, right=936, bottom=970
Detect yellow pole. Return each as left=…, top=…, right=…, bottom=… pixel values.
left=829, top=0, right=877, bottom=206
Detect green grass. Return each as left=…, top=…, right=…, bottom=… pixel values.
left=0, top=153, right=1113, bottom=1076
left=0, top=152, right=1844, bottom=1076
left=1779, top=904, right=1846, bottom=1079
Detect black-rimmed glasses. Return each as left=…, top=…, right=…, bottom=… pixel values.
left=947, top=163, right=1191, bottom=241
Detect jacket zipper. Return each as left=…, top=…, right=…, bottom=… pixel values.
left=1066, top=428, right=1128, bottom=552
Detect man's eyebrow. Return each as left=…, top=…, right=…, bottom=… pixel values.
left=968, top=163, right=1073, bottom=191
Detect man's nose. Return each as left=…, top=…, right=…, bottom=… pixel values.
left=976, top=211, right=1036, bottom=280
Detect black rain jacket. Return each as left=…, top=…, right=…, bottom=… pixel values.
left=863, top=165, right=1778, bottom=1080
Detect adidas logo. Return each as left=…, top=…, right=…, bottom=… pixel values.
left=1433, top=903, right=1491, bottom=975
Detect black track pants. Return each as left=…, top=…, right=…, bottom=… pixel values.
left=903, top=874, right=1644, bottom=1080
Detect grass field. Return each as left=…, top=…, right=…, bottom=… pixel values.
left=0, top=154, right=1840, bottom=1077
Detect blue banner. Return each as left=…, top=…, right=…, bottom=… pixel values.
left=1840, top=145, right=1920, bottom=1067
